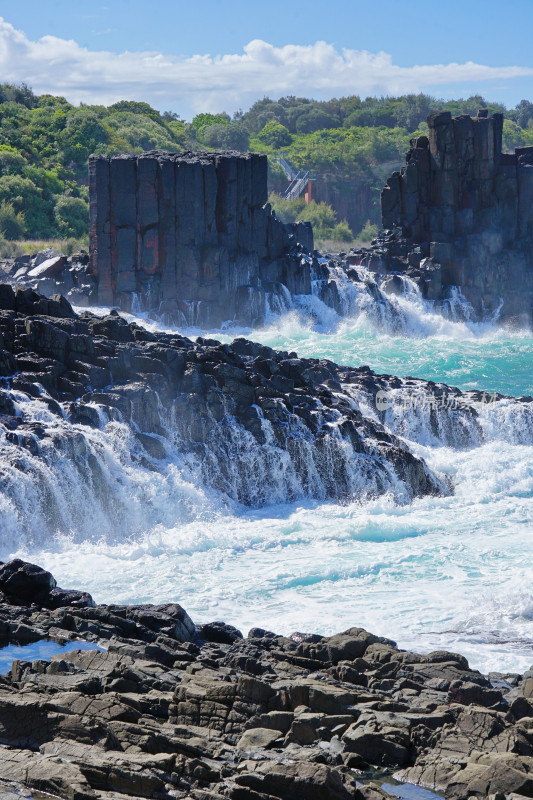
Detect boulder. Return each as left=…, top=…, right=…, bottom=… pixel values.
left=0, top=560, right=56, bottom=604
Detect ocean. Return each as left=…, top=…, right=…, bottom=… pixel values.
left=1, top=281, right=532, bottom=675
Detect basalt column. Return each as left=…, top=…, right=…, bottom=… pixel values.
left=379, top=110, right=533, bottom=323
left=89, top=150, right=313, bottom=327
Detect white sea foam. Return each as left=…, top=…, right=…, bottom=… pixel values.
left=0, top=272, right=530, bottom=674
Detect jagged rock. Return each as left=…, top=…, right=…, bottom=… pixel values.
left=200, top=621, right=244, bottom=645
left=0, top=559, right=56, bottom=604
left=230, top=760, right=357, bottom=800
left=0, top=284, right=470, bottom=509
left=0, top=560, right=529, bottom=800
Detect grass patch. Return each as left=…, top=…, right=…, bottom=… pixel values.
left=0, top=236, right=89, bottom=259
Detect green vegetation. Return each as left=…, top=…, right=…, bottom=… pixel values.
left=0, top=235, right=89, bottom=259
left=357, top=220, right=379, bottom=243
left=269, top=193, right=354, bottom=246
left=0, top=83, right=195, bottom=242
left=1, top=82, right=533, bottom=243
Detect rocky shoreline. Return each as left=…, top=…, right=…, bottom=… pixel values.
left=0, top=282, right=447, bottom=523
left=0, top=288, right=532, bottom=797
left=0, top=559, right=531, bottom=800
left=1, top=283, right=532, bottom=527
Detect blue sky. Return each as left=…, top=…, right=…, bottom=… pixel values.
left=1, top=0, right=532, bottom=118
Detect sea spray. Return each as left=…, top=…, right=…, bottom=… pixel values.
left=0, top=275, right=531, bottom=673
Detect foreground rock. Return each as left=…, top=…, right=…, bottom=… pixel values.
left=0, top=560, right=531, bottom=800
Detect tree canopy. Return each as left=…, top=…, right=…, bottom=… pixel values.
left=0, top=83, right=531, bottom=243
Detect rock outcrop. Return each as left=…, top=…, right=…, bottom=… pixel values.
left=1, top=283, right=533, bottom=532
left=0, top=247, right=95, bottom=308
left=0, top=283, right=450, bottom=517
left=351, top=110, right=533, bottom=325
left=0, top=559, right=532, bottom=800
left=89, top=150, right=313, bottom=327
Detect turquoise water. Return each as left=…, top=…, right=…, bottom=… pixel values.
left=3, top=296, right=533, bottom=675
left=216, top=313, right=533, bottom=398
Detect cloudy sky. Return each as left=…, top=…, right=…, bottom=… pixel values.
left=1, top=0, right=532, bottom=118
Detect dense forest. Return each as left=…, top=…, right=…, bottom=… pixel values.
left=1, top=81, right=533, bottom=249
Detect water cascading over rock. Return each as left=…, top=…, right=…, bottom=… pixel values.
left=2, top=284, right=533, bottom=541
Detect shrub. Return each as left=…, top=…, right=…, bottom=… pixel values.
left=0, top=174, right=54, bottom=237
left=0, top=146, right=26, bottom=174
left=0, top=235, right=24, bottom=258
left=268, top=193, right=306, bottom=223
left=297, top=201, right=337, bottom=239
left=54, top=195, right=89, bottom=238
left=357, top=220, right=378, bottom=242
left=269, top=194, right=346, bottom=242
left=332, top=220, right=353, bottom=242
left=257, top=121, right=292, bottom=148
left=0, top=201, right=25, bottom=239
left=192, top=112, right=230, bottom=141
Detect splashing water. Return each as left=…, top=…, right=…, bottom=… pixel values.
left=2, top=272, right=533, bottom=674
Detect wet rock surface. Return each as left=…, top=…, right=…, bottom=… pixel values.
left=0, top=283, right=465, bottom=509
left=0, top=283, right=531, bottom=521
left=0, top=560, right=531, bottom=799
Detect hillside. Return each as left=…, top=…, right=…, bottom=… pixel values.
left=1, top=83, right=533, bottom=249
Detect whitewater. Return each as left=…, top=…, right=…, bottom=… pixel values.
left=1, top=279, right=532, bottom=676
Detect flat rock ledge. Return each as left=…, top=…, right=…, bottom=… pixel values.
left=0, top=561, right=531, bottom=800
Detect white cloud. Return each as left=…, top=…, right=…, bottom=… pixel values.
left=0, top=17, right=532, bottom=116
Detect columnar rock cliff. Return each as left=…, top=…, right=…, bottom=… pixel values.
left=89, top=150, right=313, bottom=327
left=374, top=110, right=533, bottom=323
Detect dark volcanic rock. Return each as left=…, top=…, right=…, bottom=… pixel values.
left=0, top=559, right=57, bottom=604
left=89, top=150, right=314, bottom=327
left=350, top=109, right=533, bottom=325
left=0, top=559, right=530, bottom=800
left=0, top=284, right=465, bottom=513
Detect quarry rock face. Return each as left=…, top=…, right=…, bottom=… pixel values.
left=373, top=110, right=533, bottom=324
left=89, top=150, right=313, bottom=327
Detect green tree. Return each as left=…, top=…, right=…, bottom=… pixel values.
left=202, top=122, right=250, bottom=151
left=294, top=108, right=340, bottom=134
left=0, top=201, right=25, bottom=239
left=257, top=121, right=292, bottom=147
left=0, top=174, right=53, bottom=237
left=192, top=112, right=230, bottom=142
left=0, top=146, right=26, bottom=174
left=59, top=109, right=110, bottom=166
left=109, top=100, right=163, bottom=123
left=105, top=111, right=179, bottom=152
left=513, top=100, right=533, bottom=129
left=54, top=195, right=89, bottom=237
left=0, top=82, right=37, bottom=108
left=502, top=119, right=533, bottom=152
